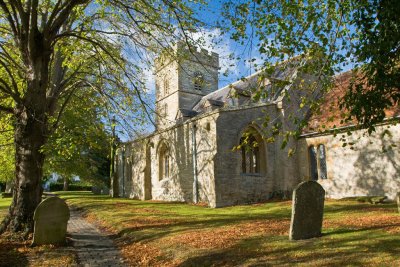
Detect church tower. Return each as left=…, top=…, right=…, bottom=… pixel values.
left=155, top=42, right=219, bottom=129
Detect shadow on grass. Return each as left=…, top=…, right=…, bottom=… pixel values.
left=59, top=192, right=400, bottom=266
left=177, top=230, right=400, bottom=266
left=0, top=239, right=29, bottom=267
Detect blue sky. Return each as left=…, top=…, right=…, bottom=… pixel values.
left=116, top=1, right=262, bottom=140
left=117, top=0, right=356, bottom=141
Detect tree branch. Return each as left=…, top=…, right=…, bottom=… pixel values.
left=0, top=104, right=13, bottom=113
left=0, top=0, right=18, bottom=37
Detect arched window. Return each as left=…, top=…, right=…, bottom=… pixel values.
left=193, top=71, right=204, bottom=90
left=240, top=129, right=265, bottom=174
left=318, top=144, right=327, bottom=179
left=158, top=142, right=169, bottom=180
left=308, top=144, right=328, bottom=180
left=308, top=146, right=318, bottom=180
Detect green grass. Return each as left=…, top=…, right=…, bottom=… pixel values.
left=0, top=197, right=11, bottom=221
left=58, top=191, right=400, bottom=266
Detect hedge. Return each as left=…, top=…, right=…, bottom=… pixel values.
left=49, top=183, right=92, bottom=192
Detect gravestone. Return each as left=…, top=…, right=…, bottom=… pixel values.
left=289, top=181, right=325, bottom=240
left=397, top=192, right=400, bottom=213
left=32, top=197, right=70, bottom=246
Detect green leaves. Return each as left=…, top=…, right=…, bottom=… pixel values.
left=0, top=115, right=14, bottom=182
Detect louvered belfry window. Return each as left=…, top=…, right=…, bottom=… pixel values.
left=193, top=71, right=204, bottom=90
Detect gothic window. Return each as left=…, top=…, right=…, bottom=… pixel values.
left=158, top=142, right=169, bottom=180
left=193, top=71, right=204, bottom=90
left=240, top=129, right=265, bottom=174
left=308, top=144, right=328, bottom=180
left=308, top=146, right=318, bottom=180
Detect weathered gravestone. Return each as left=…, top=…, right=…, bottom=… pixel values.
left=32, top=197, right=70, bottom=246
left=289, top=181, right=325, bottom=240
left=396, top=192, right=400, bottom=213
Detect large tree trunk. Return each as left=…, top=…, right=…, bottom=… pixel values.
left=63, top=177, right=69, bottom=191
left=2, top=106, right=48, bottom=234
left=0, top=46, right=51, bottom=234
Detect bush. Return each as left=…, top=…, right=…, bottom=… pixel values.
left=1, top=192, right=12, bottom=198
left=49, top=182, right=92, bottom=192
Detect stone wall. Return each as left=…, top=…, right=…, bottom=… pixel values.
left=297, top=123, right=400, bottom=199
left=213, top=104, right=279, bottom=207
left=119, top=112, right=219, bottom=206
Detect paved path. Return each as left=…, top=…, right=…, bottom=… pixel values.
left=67, top=209, right=127, bottom=267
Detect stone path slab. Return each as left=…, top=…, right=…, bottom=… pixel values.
left=67, top=209, right=126, bottom=267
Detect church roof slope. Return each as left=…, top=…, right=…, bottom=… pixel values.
left=192, top=61, right=301, bottom=114
left=305, top=70, right=400, bottom=133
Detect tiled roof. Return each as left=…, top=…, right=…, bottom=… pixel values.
left=305, top=70, right=400, bottom=133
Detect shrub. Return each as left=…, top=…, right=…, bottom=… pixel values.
left=49, top=183, right=92, bottom=192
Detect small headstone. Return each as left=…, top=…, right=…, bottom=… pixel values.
left=289, top=181, right=325, bottom=240
left=32, top=197, right=70, bottom=245
left=396, top=192, right=400, bottom=213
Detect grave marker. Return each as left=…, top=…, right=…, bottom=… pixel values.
left=289, top=181, right=325, bottom=240
left=32, top=197, right=70, bottom=245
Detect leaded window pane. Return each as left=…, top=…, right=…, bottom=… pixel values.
left=241, top=135, right=260, bottom=174
left=309, top=146, right=318, bottom=180
left=318, top=144, right=327, bottom=179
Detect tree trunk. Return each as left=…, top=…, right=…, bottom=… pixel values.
left=63, top=177, right=69, bottom=191
left=1, top=106, right=48, bottom=234
left=0, top=46, right=51, bottom=234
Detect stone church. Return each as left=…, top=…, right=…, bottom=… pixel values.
left=114, top=43, right=400, bottom=207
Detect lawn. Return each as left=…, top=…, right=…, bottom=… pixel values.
left=0, top=197, right=11, bottom=221
left=60, top=192, right=400, bottom=267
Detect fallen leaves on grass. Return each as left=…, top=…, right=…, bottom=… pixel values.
left=118, top=239, right=162, bottom=267
left=167, top=219, right=290, bottom=249
left=324, top=213, right=400, bottom=233
left=0, top=233, right=76, bottom=267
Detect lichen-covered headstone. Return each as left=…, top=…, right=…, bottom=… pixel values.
left=396, top=192, right=400, bottom=214
left=289, top=181, right=325, bottom=240
left=32, top=197, right=70, bottom=245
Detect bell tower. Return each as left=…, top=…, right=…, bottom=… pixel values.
left=155, top=42, right=219, bottom=129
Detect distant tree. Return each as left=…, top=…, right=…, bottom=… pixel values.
left=43, top=90, right=111, bottom=190
left=0, top=0, right=203, bottom=234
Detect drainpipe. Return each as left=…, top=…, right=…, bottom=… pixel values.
left=192, top=123, right=199, bottom=203
left=122, top=146, right=125, bottom=198
left=110, top=116, right=117, bottom=197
